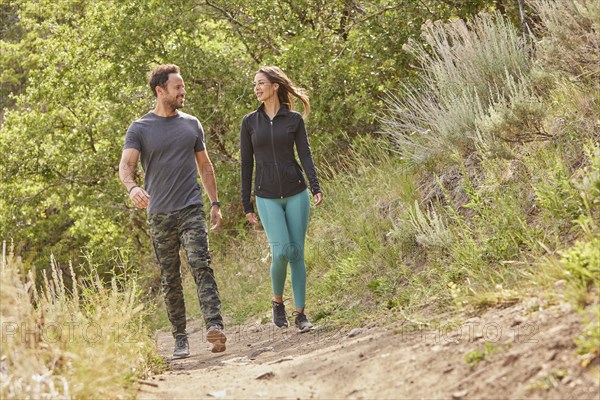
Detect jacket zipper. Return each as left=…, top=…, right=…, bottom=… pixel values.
left=270, top=119, right=284, bottom=198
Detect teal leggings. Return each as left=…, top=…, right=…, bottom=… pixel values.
left=256, top=190, right=310, bottom=309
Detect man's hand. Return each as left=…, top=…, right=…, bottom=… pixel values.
left=130, top=187, right=150, bottom=209
left=210, top=206, right=223, bottom=230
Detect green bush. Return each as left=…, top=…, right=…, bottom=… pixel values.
left=561, top=237, right=600, bottom=293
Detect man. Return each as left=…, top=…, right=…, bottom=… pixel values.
left=119, top=64, right=226, bottom=357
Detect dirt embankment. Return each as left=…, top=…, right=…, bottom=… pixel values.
left=138, top=300, right=599, bottom=400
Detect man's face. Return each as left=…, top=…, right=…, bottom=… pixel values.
left=160, top=73, right=186, bottom=110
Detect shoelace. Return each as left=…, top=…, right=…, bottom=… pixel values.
left=273, top=301, right=287, bottom=314
left=292, top=312, right=308, bottom=323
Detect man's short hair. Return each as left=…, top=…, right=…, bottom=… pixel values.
left=148, top=64, right=181, bottom=97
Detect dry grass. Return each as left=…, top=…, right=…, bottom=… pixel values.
left=0, top=244, right=163, bottom=399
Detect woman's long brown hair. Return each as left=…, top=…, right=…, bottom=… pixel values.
left=258, top=66, right=311, bottom=117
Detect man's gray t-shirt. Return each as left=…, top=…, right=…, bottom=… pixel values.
left=124, top=111, right=205, bottom=214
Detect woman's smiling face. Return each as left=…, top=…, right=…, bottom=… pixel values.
left=253, top=72, right=278, bottom=102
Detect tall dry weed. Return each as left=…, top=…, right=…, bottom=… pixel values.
left=0, top=245, right=157, bottom=399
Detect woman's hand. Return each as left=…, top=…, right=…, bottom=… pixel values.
left=246, top=212, right=258, bottom=225
left=314, top=192, right=323, bottom=206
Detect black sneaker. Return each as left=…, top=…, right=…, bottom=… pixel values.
left=173, top=334, right=190, bottom=358
left=207, top=325, right=227, bottom=353
left=272, top=301, right=289, bottom=328
left=294, top=312, right=314, bottom=333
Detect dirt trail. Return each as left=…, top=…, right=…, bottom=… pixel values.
left=138, top=300, right=599, bottom=400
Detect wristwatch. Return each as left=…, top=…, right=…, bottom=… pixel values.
left=211, top=201, right=221, bottom=207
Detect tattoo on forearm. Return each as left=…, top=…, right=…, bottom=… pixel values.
left=119, top=158, right=138, bottom=186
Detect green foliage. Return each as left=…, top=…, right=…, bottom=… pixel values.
left=528, top=369, right=569, bottom=391
left=561, top=237, right=600, bottom=294
left=202, top=0, right=509, bottom=140
left=574, top=310, right=600, bottom=368
left=1, top=3, right=598, bottom=399
left=0, top=0, right=523, bottom=285
left=465, top=342, right=497, bottom=366
left=372, top=1, right=598, bottom=322
left=532, top=148, right=586, bottom=226
left=381, top=12, right=543, bottom=168
left=556, top=142, right=599, bottom=299
left=1, top=0, right=597, bottom=352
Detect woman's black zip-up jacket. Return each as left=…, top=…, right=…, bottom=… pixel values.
left=241, top=104, right=321, bottom=214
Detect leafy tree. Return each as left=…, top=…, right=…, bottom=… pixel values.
left=0, top=0, right=521, bottom=277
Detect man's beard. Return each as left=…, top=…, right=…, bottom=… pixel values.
left=166, top=96, right=184, bottom=110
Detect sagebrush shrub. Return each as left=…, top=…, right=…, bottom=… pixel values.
left=381, top=12, right=536, bottom=168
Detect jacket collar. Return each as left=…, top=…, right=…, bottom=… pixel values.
left=258, top=103, right=291, bottom=119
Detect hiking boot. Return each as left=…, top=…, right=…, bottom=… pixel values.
left=272, top=301, right=289, bottom=328
left=294, top=312, right=313, bottom=333
left=173, top=334, right=190, bottom=358
left=207, top=325, right=227, bottom=353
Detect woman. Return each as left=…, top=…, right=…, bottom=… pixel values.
left=240, top=66, right=323, bottom=333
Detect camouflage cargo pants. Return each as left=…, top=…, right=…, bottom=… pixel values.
left=148, top=204, right=223, bottom=337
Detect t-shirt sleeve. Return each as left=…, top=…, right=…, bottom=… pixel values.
left=194, top=119, right=206, bottom=152
left=124, top=123, right=142, bottom=151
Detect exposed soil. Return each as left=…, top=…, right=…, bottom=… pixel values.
left=138, top=299, right=599, bottom=400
